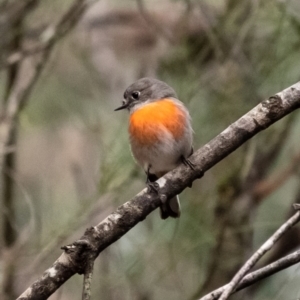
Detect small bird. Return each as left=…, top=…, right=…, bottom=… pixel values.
left=115, top=78, right=193, bottom=219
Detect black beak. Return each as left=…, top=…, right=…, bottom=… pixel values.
left=114, top=104, right=128, bottom=111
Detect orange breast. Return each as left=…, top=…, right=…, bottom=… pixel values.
left=129, top=99, right=186, bottom=146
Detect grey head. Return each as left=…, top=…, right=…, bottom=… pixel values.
left=114, top=77, right=177, bottom=112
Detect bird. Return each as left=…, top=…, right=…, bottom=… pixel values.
left=115, top=77, right=194, bottom=219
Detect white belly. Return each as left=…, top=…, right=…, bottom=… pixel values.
left=131, top=128, right=192, bottom=176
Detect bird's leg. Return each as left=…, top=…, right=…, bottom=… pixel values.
left=146, top=165, right=159, bottom=194
left=181, top=149, right=197, bottom=188
left=181, top=149, right=204, bottom=186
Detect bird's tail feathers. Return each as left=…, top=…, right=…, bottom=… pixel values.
left=160, top=195, right=181, bottom=219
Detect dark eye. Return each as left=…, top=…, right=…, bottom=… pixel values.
left=131, top=91, right=140, bottom=100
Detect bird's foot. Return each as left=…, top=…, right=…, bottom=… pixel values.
left=147, top=181, right=159, bottom=194
left=181, top=155, right=195, bottom=170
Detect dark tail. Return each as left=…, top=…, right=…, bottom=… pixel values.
left=159, top=195, right=181, bottom=219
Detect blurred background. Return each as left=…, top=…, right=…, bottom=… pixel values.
left=1, top=0, right=300, bottom=299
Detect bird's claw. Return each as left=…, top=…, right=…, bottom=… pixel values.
left=147, top=182, right=159, bottom=194
left=181, top=156, right=195, bottom=170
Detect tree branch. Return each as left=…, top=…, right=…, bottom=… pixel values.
left=218, top=208, right=300, bottom=300
left=199, top=244, right=300, bottom=300
left=17, top=82, right=300, bottom=300
left=0, top=0, right=97, bottom=170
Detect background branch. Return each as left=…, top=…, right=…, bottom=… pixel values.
left=0, top=0, right=98, bottom=299
left=218, top=209, right=300, bottom=300
left=0, top=0, right=97, bottom=170
left=199, top=246, right=300, bottom=300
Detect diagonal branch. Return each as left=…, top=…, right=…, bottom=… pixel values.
left=17, top=82, right=300, bottom=300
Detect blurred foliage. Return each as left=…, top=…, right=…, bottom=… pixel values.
left=1, top=0, right=300, bottom=299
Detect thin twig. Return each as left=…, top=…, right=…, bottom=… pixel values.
left=199, top=247, right=300, bottom=300
left=218, top=209, right=300, bottom=300
left=82, top=258, right=94, bottom=300
left=254, top=150, right=300, bottom=199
